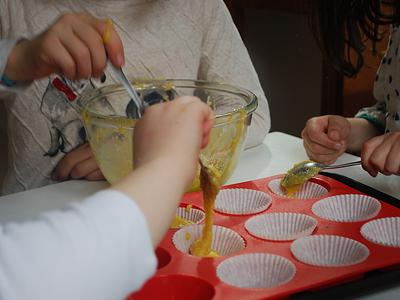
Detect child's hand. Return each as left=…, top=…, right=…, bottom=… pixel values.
left=361, top=132, right=400, bottom=177
left=4, top=12, right=123, bottom=81
left=134, top=96, right=214, bottom=188
left=301, top=115, right=351, bottom=164
left=52, top=143, right=105, bottom=182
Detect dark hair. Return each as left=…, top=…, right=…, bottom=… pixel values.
left=310, top=0, right=400, bottom=77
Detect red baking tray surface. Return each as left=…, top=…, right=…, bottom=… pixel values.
left=129, top=174, right=400, bottom=300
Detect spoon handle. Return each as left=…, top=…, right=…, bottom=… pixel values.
left=110, top=64, right=144, bottom=118
left=323, top=160, right=362, bottom=170
left=102, top=18, right=144, bottom=118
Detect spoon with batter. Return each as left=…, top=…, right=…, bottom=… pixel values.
left=281, top=160, right=361, bottom=196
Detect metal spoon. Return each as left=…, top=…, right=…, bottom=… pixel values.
left=281, top=160, right=361, bottom=189
left=110, top=64, right=145, bottom=119
left=102, top=19, right=145, bottom=118
left=290, top=160, right=362, bottom=176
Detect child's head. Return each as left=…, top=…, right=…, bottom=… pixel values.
left=309, top=0, right=400, bottom=77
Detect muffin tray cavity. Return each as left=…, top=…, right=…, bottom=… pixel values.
left=129, top=175, right=400, bottom=299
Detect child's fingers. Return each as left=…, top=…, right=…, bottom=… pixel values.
left=47, top=39, right=77, bottom=79
left=302, top=134, right=341, bottom=164
left=53, top=144, right=93, bottom=181
left=307, top=127, right=342, bottom=151
left=385, top=139, right=400, bottom=175
left=385, top=146, right=400, bottom=175
left=361, top=136, right=383, bottom=177
left=367, top=135, right=396, bottom=176
left=327, top=115, right=350, bottom=142
left=302, top=129, right=341, bottom=155
left=303, top=135, right=340, bottom=156
left=59, top=30, right=92, bottom=79
left=85, top=169, right=105, bottom=181
left=98, top=19, right=125, bottom=67
left=72, top=23, right=107, bottom=78
left=175, top=97, right=213, bottom=149
left=70, top=157, right=101, bottom=179
left=201, top=118, right=214, bottom=149
left=304, top=117, right=343, bottom=151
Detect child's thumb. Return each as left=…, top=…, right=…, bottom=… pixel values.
left=327, top=115, right=350, bottom=142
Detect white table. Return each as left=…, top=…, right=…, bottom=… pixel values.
left=0, top=132, right=399, bottom=298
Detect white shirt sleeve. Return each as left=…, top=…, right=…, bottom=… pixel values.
left=0, top=189, right=157, bottom=300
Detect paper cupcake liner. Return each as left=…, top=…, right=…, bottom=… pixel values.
left=172, top=225, right=245, bottom=257
left=312, top=194, right=381, bottom=222
left=268, top=179, right=328, bottom=199
left=245, top=213, right=317, bottom=241
left=216, top=253, right=296, bottom=289
left=215, top=188, right=272, bottom=215
left=170, top=206, right=205, bottom=229
left=361, top=217, right=400, bottom=247
left=291, top=235, right=370, bottom=267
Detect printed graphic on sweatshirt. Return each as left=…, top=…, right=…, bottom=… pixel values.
left=40, top=76, right=94, bottom=157
left=39, top=74, right=177, bottom=157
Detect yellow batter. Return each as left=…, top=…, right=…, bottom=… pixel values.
left=189, top=163, right=222, bottom=257
left=185, top=204, right=192, bottom=213
left=170, top=215, right=194, bottom=229
left=189, top=110, right=246, bottom=257
left=280, top=160, right=321, bottom=197
left=170, top=205, right=195, bottom=229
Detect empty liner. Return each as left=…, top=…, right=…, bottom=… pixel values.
left=215, top=188, right=272, bottom=215
left=245, top=213, right=317, bottom=241
left=312, top=194, right=381, bottom=222
left=268, top=179, right=328, bottom=199
left=361, top=217, right=400, bottom=247
left=170, top=206, right=205, bottom=229
left=291, top=235, right=370, bottom=267
left=172, top=224, right=245, bottom=256
left=216, top=253, right=296, bottom=289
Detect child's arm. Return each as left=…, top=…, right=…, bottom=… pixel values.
left=0, top=12, right=124, bottom=182
left=302, top=115, right=380, bottom=164
left=0, top=97, right=213, bottom=298
left=345, top=118, right=381, bottom=153
left=0, top=189, right=157, bottom=299
left=114, top=96, right=213, bottom=245
left=51, top=143, right=104, bottom=182
left=2, top=12, right=123, bottom=83
left=360, top=131, right=400, bottom=177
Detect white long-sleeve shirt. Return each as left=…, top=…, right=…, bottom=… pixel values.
left=0, top=0, right=271, bottom=195
left=0, top=189, right=157, bottom=300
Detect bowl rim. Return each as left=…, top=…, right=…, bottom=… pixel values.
left=77, top=79, right=258, bottom=122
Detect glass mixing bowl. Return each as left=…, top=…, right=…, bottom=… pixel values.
left=78, top=79, right=257, bottom=192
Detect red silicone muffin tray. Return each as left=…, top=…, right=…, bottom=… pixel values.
left=129, top=174, right=400, bottom=300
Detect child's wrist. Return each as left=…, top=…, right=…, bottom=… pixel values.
left=3, top=39, right=31, bottom=83
left=143, top=156, right=193, bottom=191
left=0, top=73, right=16, bottom=87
